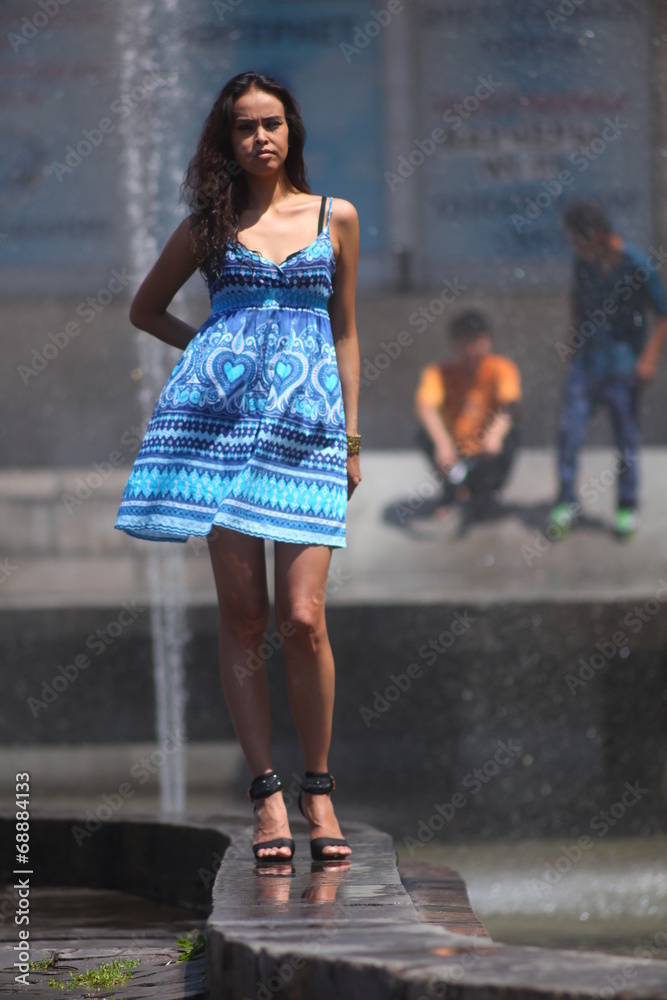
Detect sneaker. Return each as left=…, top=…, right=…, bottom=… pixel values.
left=614, top=508, right=639, bottom=537
left=547, top=502, right=578, bottom=539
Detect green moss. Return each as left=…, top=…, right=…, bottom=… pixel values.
left=45, top=957, right=140, bottom=992
left=175, top=929, right=206, bottom=962
left=30, top=957, right=56, bottom=970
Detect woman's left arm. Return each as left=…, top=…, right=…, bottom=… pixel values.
left=329, top=198, right=362, bottom=498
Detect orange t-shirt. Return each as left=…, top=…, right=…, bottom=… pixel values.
left=415, top=355, right=521, bottom=456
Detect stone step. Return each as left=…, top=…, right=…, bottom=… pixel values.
left=2, top=449, right=667, bottom=608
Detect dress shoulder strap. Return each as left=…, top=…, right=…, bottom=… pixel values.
left=317, top=195, right=334, bottom=235
left=317, top=195, right=326, bottom=236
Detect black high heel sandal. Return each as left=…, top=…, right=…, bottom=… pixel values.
left=248, top=771, right=295, bottom=864
left=297, top=771, right=351, bottom=862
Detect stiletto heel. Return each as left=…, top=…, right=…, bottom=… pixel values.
left=297, top=771, right=351, bottom=862
left=249, top=771, right=295, bottom=863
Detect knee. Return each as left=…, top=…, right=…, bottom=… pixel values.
left=276, top=600, right=327, bottom=652
left=221, top=594, right=269, bottom=643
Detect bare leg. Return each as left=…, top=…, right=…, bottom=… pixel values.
left=208, top=526, right=292, bottom=859
left=274, top=542, right=351, bottom=858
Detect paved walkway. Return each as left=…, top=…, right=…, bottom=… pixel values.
left=0, top=886, right=206, bottom=998
left=336, top=446, right=667, bottom=603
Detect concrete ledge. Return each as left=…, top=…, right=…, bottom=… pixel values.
left=0, top=811, right=235, bottom=915
left=207, top=824, right=667, bottom=1000
left=2, top=813, right=667, bottom=999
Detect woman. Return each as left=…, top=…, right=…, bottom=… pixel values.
left=115, top=71, right=361, bottom=864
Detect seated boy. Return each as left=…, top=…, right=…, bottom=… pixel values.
left=414, top=310, right=521, bottom=509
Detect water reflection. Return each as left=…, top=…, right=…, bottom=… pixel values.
left=253, top=861, right=352, bottom=907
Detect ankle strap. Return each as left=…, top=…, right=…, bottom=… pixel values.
left=248, top=771, right=282, bottom=800
left=301, top=771, right=335, bottom=795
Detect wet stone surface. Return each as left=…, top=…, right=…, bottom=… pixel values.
left=0, top=886, right=206, bottom=998
left=2, top=813, right=666, bottom=998
left=207, top=821, right=667, bottom=1000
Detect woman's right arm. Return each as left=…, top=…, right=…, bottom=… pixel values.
left=129, top=215, right=204, bottom=350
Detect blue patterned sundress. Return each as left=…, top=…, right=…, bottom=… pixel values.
left=115, top=195, right=347, bottom=547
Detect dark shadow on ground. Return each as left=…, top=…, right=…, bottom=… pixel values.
left=382, top=493, right=615, bottom=541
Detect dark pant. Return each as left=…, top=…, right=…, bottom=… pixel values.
left=417, top=425, right=519, bottom=503
left=556, top=368, right=640, bottom=509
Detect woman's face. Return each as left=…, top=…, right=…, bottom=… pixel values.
left=230, top=86, right=290, bottom=176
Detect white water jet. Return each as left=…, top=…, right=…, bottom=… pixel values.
left=115, top=0, right=190, bottom=813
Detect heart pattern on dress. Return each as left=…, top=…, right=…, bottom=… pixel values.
left=267, top=351, right=308, bottom=412
left=206, top=347, right=256, bottom=410
left=224, top=361, right=245, bottom=382
left=308, top=355, right=344, bottom=425
left=313, top=359, right=341, bottom=400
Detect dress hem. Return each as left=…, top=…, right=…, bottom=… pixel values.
left=114, top=518, right=346, bottom=548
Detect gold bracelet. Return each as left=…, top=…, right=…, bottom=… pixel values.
left=346, top=433, right=361, bottom=456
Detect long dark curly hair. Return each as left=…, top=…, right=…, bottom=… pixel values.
left=181, top=71, right=311, bottom=280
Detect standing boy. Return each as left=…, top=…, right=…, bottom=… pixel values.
left=549, top=202, right=667, bottom=537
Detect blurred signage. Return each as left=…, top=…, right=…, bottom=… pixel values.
left=413, top=0, right=653, bottom=289
left=0, top=0, right=385, bottom=296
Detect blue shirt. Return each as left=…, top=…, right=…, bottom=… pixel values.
left=571, top=239, right=667, bottom=378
